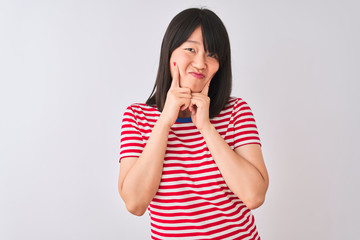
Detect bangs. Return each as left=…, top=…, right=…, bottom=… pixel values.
left=199, top=11, right=230, bottom=66
left=167, top=8, right=230, bottom=66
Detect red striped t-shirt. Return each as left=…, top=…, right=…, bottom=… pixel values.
left=119, top=97, right=262, bottom=240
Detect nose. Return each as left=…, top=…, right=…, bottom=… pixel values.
left=192, top=53, right=206, bottom=70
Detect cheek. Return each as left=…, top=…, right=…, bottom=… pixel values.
left=210, top=64, right=220, bottom=78
left=169, top=51, right=178, bottom=74
left=169, top=52, right=182, bottom=77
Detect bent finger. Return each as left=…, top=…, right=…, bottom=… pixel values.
left=201, top=79, right=211, bottom=95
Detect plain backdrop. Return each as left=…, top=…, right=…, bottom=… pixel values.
left=1, top=0, right=359, bottom=239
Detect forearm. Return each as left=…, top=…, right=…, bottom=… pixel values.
left=121, top=117, right=170, bottom=215
left=200, top=124, right=268, bottom=209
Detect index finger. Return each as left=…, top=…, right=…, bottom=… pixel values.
left=201, top=79, right=211, bottom=95
left=170, top=62, right=180, bottom=89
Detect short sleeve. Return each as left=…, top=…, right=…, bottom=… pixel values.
left=119, top=106, right=145, bottom=162
left=233, top=98, right=262, bottom=148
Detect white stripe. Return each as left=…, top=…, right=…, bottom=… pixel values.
left=120, top=152, right=141, bottom=158
left=164, top=152, right=212, bottom=158
left=157, top=182, right=228, bottom=193
left=234, top=133, right=259, bottom=141
left=150, top=194, right=240, bottom=207
left=162, top=163, right=218, bottom=172
left=166, top=145, right=208, bottom=153
left=137, top=117, right=157, bottom=124
left=161, top=170, right=220, bottom=179
left=163, top=159, right=214, bottom=166
left=233, top=126, right=259, bottom=132
left=168, top=129, right=201, bottom=135
left=166, top=138, right=204, bottom=145
left=153, top=190, right=233, bottom=202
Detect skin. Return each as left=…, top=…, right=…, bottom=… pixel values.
left=169, top=26, right=219, bottom=120
left=118, top=26, right=269, bottom=216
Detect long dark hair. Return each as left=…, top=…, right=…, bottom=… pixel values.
left=146, top=8, right=232, bottom=118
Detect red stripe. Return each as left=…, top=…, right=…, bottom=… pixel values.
left=150, top=197, right=231, bottom=211
left=167, top=136, right=204, bottom=143
left=121, top=142, right=143, bottom=148
left=158, top=180, right=227, bottom=190
left=163, top=161, right=216, bottom=168
left=120, top=136, right=143, bottom=142
left=155, top=187, right=228, bottom=198
left=166, top=141, right=206, bottom=148
left=165, top=147, right=210, bottom=155
left=235, top=137, right=260, bottom=144
left=120, top=149, right=142, bottom=154
left=161, top=166, right=219, bottom=176
left=159, top=173, right=223, bottom=183
left=152, top=194, right=240, bottom=205
left=164, top=153, right=212, bottom=161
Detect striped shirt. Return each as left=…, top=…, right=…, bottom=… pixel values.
left=119, top=97, right=262, bottom=240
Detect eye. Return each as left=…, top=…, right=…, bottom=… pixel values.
left=185, top=48, right=195, bottom=52
left=208, top=52, right=218, bottom=59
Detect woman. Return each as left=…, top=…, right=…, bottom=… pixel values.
left=118, top=8, right=269, bottom=240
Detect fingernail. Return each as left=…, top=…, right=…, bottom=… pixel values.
left=173, top=62, right=176, bottom=66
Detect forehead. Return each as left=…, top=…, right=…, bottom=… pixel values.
left=188, top=26, right=202, bottom=38
left=182, top=27, right=207, bottom=47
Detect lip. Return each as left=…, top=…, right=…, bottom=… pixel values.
left=190, top=72, right=205, bottom=79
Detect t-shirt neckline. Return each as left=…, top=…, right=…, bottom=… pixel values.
left=176, top=117, right=192, bottom=123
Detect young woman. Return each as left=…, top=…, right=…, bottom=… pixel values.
left=118, top=8, right=269, bottom=240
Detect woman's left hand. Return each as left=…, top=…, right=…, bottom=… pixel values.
left=189, top=80, right=211, bottom=131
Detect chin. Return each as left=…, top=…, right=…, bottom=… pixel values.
left=184, top=87, right=198, bottom=93
left=190, top=85, right=203, bottom=92
left=180, top=81, right=203, bottom=93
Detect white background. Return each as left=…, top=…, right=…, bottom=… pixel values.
left=1, top=0, right=359, bottom=239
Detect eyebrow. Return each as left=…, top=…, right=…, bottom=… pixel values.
left=185, top=40, right=200, bottom=44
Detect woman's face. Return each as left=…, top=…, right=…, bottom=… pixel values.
left=169, top=26, right=219, bottom=93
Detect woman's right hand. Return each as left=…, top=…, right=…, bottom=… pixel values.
left=159, top=63, right=191, bottom=128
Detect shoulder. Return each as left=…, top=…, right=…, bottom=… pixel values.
left=123, top=103, right=160, bottom=118
left=225, top=97, right=257, bottom=120
left=225, top=97, right=250, bottom=110
left=123, top=103, right=155, bottom=112
left=214, top=97, right=247, bottom=119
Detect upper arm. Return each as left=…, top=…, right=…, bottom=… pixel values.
left=234, top=144, right=269, bottom=189
left=232, top=99, right=267, bottom=186
left=118, top=157, right=138, bottom=197
left=118, top=106, right=143, bottom=196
